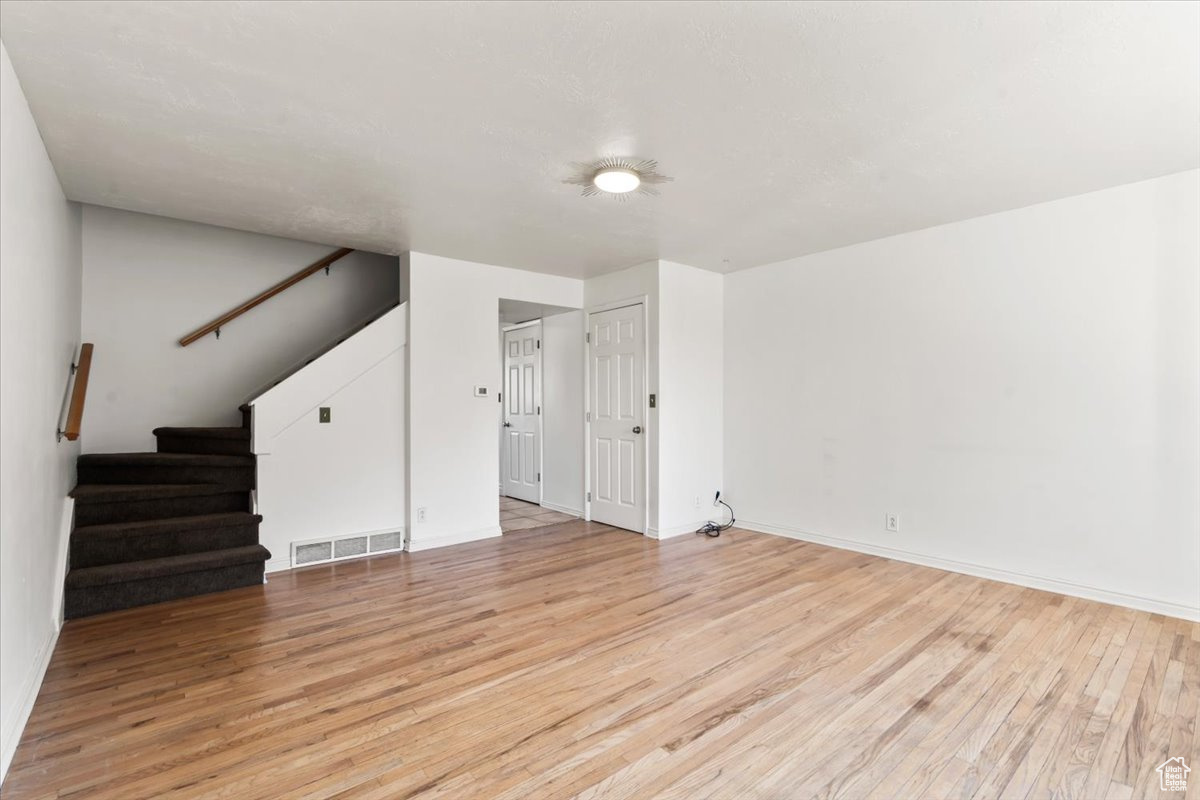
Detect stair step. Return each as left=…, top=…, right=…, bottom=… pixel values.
left=77, top=452, right=254, bottom=489
left=153, top=427, right=251, bottom=455
left=65, top=545, right=271, bottom=619
left=71, top=512, right=262, bottom=568
left=71, top=483, right=249, bottom=526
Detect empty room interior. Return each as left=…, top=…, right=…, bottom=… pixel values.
left=1, top=2, right=1198, bottom=798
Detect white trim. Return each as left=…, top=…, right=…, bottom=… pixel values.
left=584, top=296, right=650, bottom=535
left=264, top=556, right=292, bottom=574
left=405, top=525, right=502, bottom=553
left=739, top=518, right=1200, bottom=623
left=0, top=624, right=59, bottom=782
left=647, top=521, right=707, bottom=539
left=539, top=500, right=582, bottom=518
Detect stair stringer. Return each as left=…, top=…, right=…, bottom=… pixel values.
left=248, top=303, right=406, bottom=451
left=248, top=303, right=407, bottom=573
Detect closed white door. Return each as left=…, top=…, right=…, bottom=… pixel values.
left=589, top=304, right=645, bottom=532
left=503, top=322, right=541, bottom=503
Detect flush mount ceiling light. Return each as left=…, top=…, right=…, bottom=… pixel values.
left=564, top=157, right=673, bottom=200
left=593, top=167, right=641, bottom=194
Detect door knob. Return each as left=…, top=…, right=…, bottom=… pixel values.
left=503, top=421, right=512, bottom=427
left=632, top=426, right=642, bottom=434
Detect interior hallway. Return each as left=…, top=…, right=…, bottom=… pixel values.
left=500, top=496, right=576, bottom=533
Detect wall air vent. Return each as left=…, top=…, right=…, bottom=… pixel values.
left=291, top=529, right=404, bottom=568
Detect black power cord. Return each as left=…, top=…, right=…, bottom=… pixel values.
left=696, top=491, right=735, bottom=537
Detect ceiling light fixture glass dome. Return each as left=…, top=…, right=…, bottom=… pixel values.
left=592, top=167, right=641, bottom=194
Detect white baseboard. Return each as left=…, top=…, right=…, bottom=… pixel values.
left=1, top=623, right=60, bottom=783
left=406, top=525, right=502, bottom=552
left=265, top=557, right=292, bottom=574
left=540, top=501, right=582, bottom=518
left=647, top=521, right=706, bottom=540
left=739, top=518, right=1200, bottom=623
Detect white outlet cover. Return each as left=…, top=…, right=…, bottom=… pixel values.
left=886, top=513, right=900, bottom=532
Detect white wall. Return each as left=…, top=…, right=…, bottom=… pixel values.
left=0, top=42, right=83, bottom=781
left=582, top=260, right=725, bottom=537
left=80, top=206, right=398, bottom=453
left=656, top=261, right=724, bottom=537
left=725, top=170, right=1200, bottom=619
left=251, top=306, right=406, bottom=571
left=541, top=310, right=585, bottom=515
left=407, top=253, right=583, bottom=550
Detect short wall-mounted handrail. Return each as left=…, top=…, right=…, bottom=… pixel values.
left=59, top=343, right=94, bottom=442
left=178, top=247, right=355, bottom=346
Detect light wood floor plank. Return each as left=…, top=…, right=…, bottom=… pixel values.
left=2, top=522, right=1195, bottom=800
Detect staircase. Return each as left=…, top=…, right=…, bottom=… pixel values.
left=66, top=415, right=270, bottom=618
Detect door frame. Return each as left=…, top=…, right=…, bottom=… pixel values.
left=583, top=296, right=649, bottom=535
left=501, top=318, right=544, bottom=506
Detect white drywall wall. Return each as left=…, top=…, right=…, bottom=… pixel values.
left=724, top=170, right=1200, bottom=619
left=251, top=306, right=406, bottom=571
left=406, top=253, right=582, bottom=550
left=80, top=206, right=398, bottom=453
left=582, top=260, right=725, bottom=536
left=541, top=310, right=585, bottom=515
left=0, top=42, right=82, bottom=781
left=656, top=261, right=724, bottom=537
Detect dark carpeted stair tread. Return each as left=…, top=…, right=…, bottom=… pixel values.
left=77, top=452, right=255, bottom=490
left=153, top=427, right=252, bottom=455
left=71, top=483, right=245, bottom=502
left=78, top=452, right=252, bottom=467
left=69, top=514, right=263, bottom=569
left=70, top=484, right=250, bottom=526
left=152, top=427, right=250, bottom=439
left=66, top=545, right=270, bottom=588
left=73, top=512, right=262, bottom=538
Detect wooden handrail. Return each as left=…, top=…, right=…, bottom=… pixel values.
left=59, top=343, right=94, bottom=442
left=179, top=247, right=355, bottom=346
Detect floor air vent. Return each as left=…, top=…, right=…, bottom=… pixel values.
left=291, top=530, right=404, bottom=568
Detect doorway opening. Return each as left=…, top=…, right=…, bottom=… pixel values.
left=498, top=299, right=584, bottom=532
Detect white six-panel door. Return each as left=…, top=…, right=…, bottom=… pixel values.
left=503, top=322, right=541, bottom=503
left=588, top=304, right=645, bottom=532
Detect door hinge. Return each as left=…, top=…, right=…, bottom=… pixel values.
left=537, top=405, right=541, bottom=415
left=537, top=339, right=541, bottom=349
left=587, top=491, right=592, bottom=502
left=498, top=392, right=502, bottom=404
left=537, top=472, right=541, bottom=482
left=586, top=411, right=591, bottom=422
left=586, top=332, right=590, bottom=343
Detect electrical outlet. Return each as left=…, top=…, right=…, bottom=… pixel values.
left=886, top=513, right=900, bottom=532
left=417, top=507, right=427, bottom=524
left=318, top=407, right=331, bottom=423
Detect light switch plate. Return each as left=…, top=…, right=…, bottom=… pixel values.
left=319, top=407, right=331, bottom=423
left=474, top=385, right=488, bottom=397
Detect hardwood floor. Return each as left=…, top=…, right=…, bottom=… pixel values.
left=4, top=521, right=1197, bottom=799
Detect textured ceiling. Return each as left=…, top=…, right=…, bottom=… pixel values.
left=1, top=1, right=1197, bottom=278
